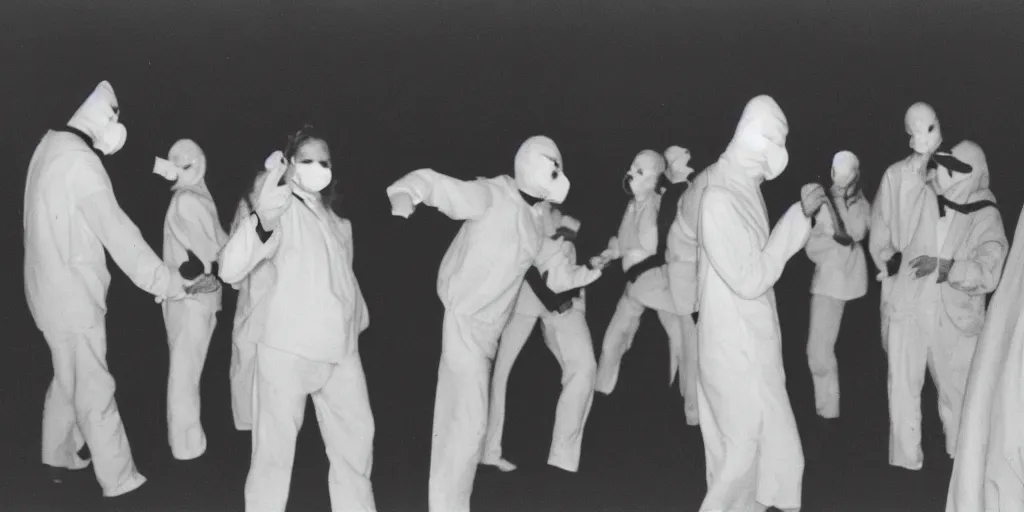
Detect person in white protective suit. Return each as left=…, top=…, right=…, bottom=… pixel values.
left=870, top=102, right=945, bottom=354
left=946, top=193, right=1024, bottom=512
left=218, top=127, right=377, bottom=512
left=153, top=139, right=229, bottom=460
left=883, top=140, right=1007, bottom=472
left=695, top=94, right=828, bottom=512
left=481, top=205, right=600, bottom=474
left=225, top=169, right=275, bottom=432
left=593, top=149, right=695, bottom=421
left=666, top=151, right=714, bottom=427
left=23, top=81, right=209, bottom=497
left=802, top=151, right=871, bottom=425
left=386, top=135, right=607, bottom=512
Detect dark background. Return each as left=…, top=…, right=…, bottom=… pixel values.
left=2, top=1, right=1024, bottom=510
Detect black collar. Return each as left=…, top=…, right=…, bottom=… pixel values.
left=937, top=195, right=996, bottom=217
left=519, top=190, right=543, bottom=206
left=60, top=126, right=105, bottom=159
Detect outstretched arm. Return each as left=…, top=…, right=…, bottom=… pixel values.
left=536, top=238, right=603, bottom=293
left=77, top=187, right=184, bottom=300
left=700, top=187, right=811, bottom=300
left=386, top=168, right=494, bottom=221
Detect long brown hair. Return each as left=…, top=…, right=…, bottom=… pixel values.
left=283, top=124, right=342, bottom=214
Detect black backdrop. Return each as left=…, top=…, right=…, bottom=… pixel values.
left=2, top=1, right=1023, bottom=511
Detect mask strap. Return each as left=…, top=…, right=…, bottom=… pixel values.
left=61, top=126, right=105, bottom=159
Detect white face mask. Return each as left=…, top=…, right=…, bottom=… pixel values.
left=153, top=157, right=180, bottom=181
left=763, top=144, right=789, bottom=180
left=292, top=160, right=332, bottom=193
left=93, top=121, right=127, bottom=156
left=904, top=103, right=942, bottom=156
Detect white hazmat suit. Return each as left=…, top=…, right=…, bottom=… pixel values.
left=594, top=150, right=694, bottom=423
left=883, top=141, right=1007, bottom=471
left=870, top=102, right=944, bottom=352
left=219, top=150, right=377, bottom=512
left=802, top=151, right=870, bottom=420
left=696, top=95, right=820, bottom=512
left=481, top=209, right=598, bottom=474
left=155, top=139, right=229, bottom=460
left=23, top=81, right=189, bottom=497
left=386, top=136, right=605, bottom=512
left=945, top=203, right=1024, bottom=512
left=225, top=175, right=274, bottom=432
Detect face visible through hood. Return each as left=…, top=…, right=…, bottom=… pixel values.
left=725, top=95, right=790, bottom=181
left=624, top=150, right=665, bottom=198
left=167, top=139, right=207, bottom=188
left=514, top=135, right=569, bottom=204
left=931, top=140, right=990, bottom=204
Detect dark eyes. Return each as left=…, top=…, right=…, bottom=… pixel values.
left=299, top=158, right=331, bottom=168
left=551, top=170, right=559, bottom=180
left=928, top=124, right=935, bottom=133
left=182, top=163, right=193, bottom=170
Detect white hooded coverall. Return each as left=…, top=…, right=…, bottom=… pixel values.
left=594, top=152, right=691, bottom=422
left=386, top=143, right=601, bottom=512
left=666, top=167, right=711, bottom=426
left=802, top=153, right=870, bottom=419
left=219, top=161, right=376, bottom=512
left=23, top=81, right=186, bottom=497
left=946, top=203, right=1024, bottom=512
left=157, top=139, right=229, bottom=460
left=696, top=95, right=809, bottom=512
left=482, top=216, right=597, bottom=474
left=870, top=103, right=944, bottom=353
left=883, top=141, right=1006, bottom=471
left=226, top=174, right=275, bottom=432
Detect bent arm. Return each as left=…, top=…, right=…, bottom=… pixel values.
left=536, top=239, right=602, bottom=292
left=869, top=173, right=895, bottom=270
left=842, top=196, right=871, bottom=242
left=168, top=193, right=227, bottom=265
left=386, top=168, right=493, bottom=221
left=700, top=188, right=811, bottom=300
left=217, top=213, right=282, bottom=285
left=947, top=213, right=1008, bottom=295
left=78, top=188, right=182, bottom=298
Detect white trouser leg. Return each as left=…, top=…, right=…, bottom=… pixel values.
left=543, top=309, right=597, bottom=472
left=429, top=311, right=501, bottom=512
left=230, top=315, right=259, bottom=431
left=678, top=312, right=700, bottom=425
left=887, top=311, right=932, bottom=470
left=313, top=354, right=378, bottom=511
left=164, top=300, right=217, bottom=460
left=41, top=325, right=147, bottom=497
left=806, top=294, right=845, bottom=419
left=594, top=295, right=645, bottom=394
left=481, top=313, right=537, bottom=470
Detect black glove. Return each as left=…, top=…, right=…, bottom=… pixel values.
left=624, top=255, right=665, bottom=283
left=254, top=213, right=274, bottom=244
left=832, top=233, right=855, bottom=247
left=886, top=251, right=903, bottom=277
left=178, top=250, right=205, bottom=280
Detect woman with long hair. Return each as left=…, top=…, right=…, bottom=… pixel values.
left=218, top=125, right=376, bottom=512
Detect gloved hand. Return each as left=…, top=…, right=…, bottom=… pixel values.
left=178, top=250, right=205, bottom=280
left=254, top=151, right=294, bottom=232
left=909, top=255, right=938, bottom=279
left=832, top=233, right=855, bottom=247
left=886, top=251, right=903, bottom=277
left=937, top=258, right=954, bottom=283
left=389, top=192, right=416, bottom=218
left=588, top=255, right=609, bottom=270
left=800, top=183, right=828, bottom=218
left=185, top=274, right=222, bottom=295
